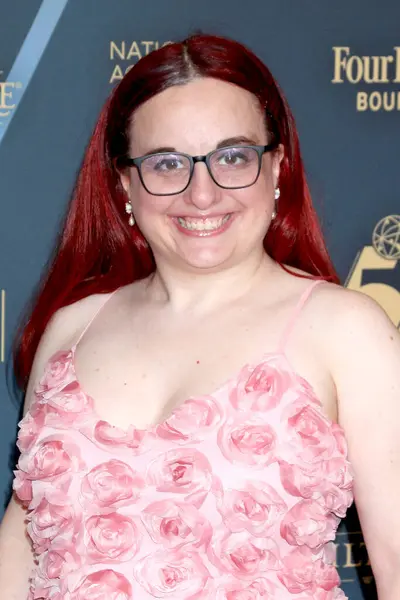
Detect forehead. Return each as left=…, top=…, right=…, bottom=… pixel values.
left=129, top=78, right=265, bottom=153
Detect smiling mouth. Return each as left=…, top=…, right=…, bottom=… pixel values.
left=176, top=214, right=231, bottom=232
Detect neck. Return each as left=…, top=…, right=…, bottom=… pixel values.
left=146, top=249, right=278, bottom=313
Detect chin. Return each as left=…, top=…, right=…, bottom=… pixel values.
left=179, top=248, right=233, bottom=271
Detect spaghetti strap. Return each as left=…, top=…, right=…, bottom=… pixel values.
left=278, top=279, right=325, bottom=352
left=72, top=289, right=120, bottom=351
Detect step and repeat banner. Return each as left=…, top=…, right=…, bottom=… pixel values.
left=1, top=1, right=399, bottom=598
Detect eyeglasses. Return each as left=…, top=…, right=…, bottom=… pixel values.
left=117, top=141, right=279, bottom=196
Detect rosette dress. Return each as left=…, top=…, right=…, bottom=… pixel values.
left=13, top=279, right=354, bottom=599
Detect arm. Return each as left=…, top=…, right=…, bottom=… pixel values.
left=0, top=495, right=36, bottom=600
left=0, top=328, right=57, bottom=598
left=0, top=295, right=98, bottom=598
left=325, top=289, right=400, bottom=599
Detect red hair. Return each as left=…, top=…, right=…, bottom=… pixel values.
left=14, top=33, right=338, bottom=389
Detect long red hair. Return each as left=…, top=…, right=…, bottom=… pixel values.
left=14, top=33, right=338, bottom=390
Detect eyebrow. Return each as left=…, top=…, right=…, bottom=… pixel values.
left=142, top=135, right=260, bottom=156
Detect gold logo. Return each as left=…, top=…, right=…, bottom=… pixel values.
left=109, top=40, right=172, bottom=84
left=0, top=70, right=22, bottom=125
left=346, top=215, right=400, bottom=328
left=332, top=47, right=400, bottom=111
left=372, top=215, right=400, bottom=260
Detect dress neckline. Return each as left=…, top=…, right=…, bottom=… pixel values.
left=34, top=279, right=332, bottom=435
left=60, top=346, right=341, bottom=436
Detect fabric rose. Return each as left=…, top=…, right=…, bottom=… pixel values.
left=317, top=590, right=348, bottom=600
left=316, top=458, right=354, bottom=517
left=216, top=577, right=280, bottom=600
left=134, top=548, right=210, bottom=598
left=156, top=395, right=222, bottom=442
left=281, top=588, right=347, bottom=600
left=92, top=420, right=151, bottom=454
left=28, top=493, right=80, bottom=553
left=37, top=381, right=93, bottom=428
left=142, top=499, right=212, bottom=548
left=146, top=449, right=213, bottom=508
left=35, top=351, right=75, bottom=400
left=321, top=457, right=353, bottom=491
left=16, top=436, right=83, bottom=496
left=13, top=469, right=33, bottom=506
left=209, top=530, right=280, bottom=578
left=38, top=545, right=81, bottom=579
left=279, top=460, right=325, bottom=499
left=322, top=541, right=337, bottom=566
left=285, top=587, right=347, bottom=600
left=28, top=572, right=63, bottom=600
left=85, top=513, right=140, bottom=562
left=279, top=456, right=353, bottom=518
left=281, top=401, right=337, bottom=464
left=230, top=357, right=292, bottom=412
left=331, top=423, right=348, bottom=457
left=68, top=569, right=132, bottom=600
left=217, top=416, right=276, bottom=467
left=330, top=589, right=347, bottom=600
left=80, top=459, right=144, bottom=509
left=32, top=586, right=62, bottom=600
left=277, top=546, right=339, bottom=594
left=280, top=499, right=339, bottom=548
left=17, top=410, right=45, bottom=453
left=318, top=487, right=353, bottom=519
left=217, top=481, right=287, bottom=536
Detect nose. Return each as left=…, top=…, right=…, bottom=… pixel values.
left=184, top=162, right=220, bottom=210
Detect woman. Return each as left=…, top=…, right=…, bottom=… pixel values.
left=0, top=33, right=399, bottom=600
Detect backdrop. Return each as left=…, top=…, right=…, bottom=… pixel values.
left=1, top=1, right=399, bottom=598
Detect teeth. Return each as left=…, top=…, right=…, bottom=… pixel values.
left=177, top=215, right=230, bottom=231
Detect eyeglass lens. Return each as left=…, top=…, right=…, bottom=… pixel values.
left=140, top=146, right=260, bottom=194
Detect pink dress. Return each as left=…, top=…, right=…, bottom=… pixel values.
left=13, top=279, right=354, bottom=599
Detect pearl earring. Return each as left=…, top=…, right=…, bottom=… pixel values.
left=125, top=201, right=135, bottom=227
left=271, top=210, right=277, bottom=220
left=274, top=187, right=280, bottom=200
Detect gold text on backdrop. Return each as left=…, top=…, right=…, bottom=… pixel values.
left=334, top=531, right=371, bottom=581
left=0, top=71, right=23, bottom=126
left=332, top=47, right=400, bottom=111
left=109, top=41, right=172, bottom=84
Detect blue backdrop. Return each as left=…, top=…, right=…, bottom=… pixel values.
left=1, top=2, right=399, bottom=598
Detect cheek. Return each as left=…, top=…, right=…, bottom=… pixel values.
left=233, top=174, right=273, bottom=211
left=129, top=177, right=175, bottom=223
left=128, top=175, right=156, bottom=214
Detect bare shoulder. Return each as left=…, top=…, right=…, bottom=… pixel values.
left=279, top=269, right=398, bottom=356
left=309, top=282, right=398, bottom=341
left=306, top=282, right=400, bottom=380
left=23, top=291, right=115, bottom=413
left=32, top=278, right=147, bottom=365
left=45, top=292, right=115, bottom=350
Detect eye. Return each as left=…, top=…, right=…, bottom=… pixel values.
left=152, top=154, right=186, bottom=172
left=216, top=147, right=253, bottom=167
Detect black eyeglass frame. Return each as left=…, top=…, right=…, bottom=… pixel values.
left=117, top=139, right=280, bottom=196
